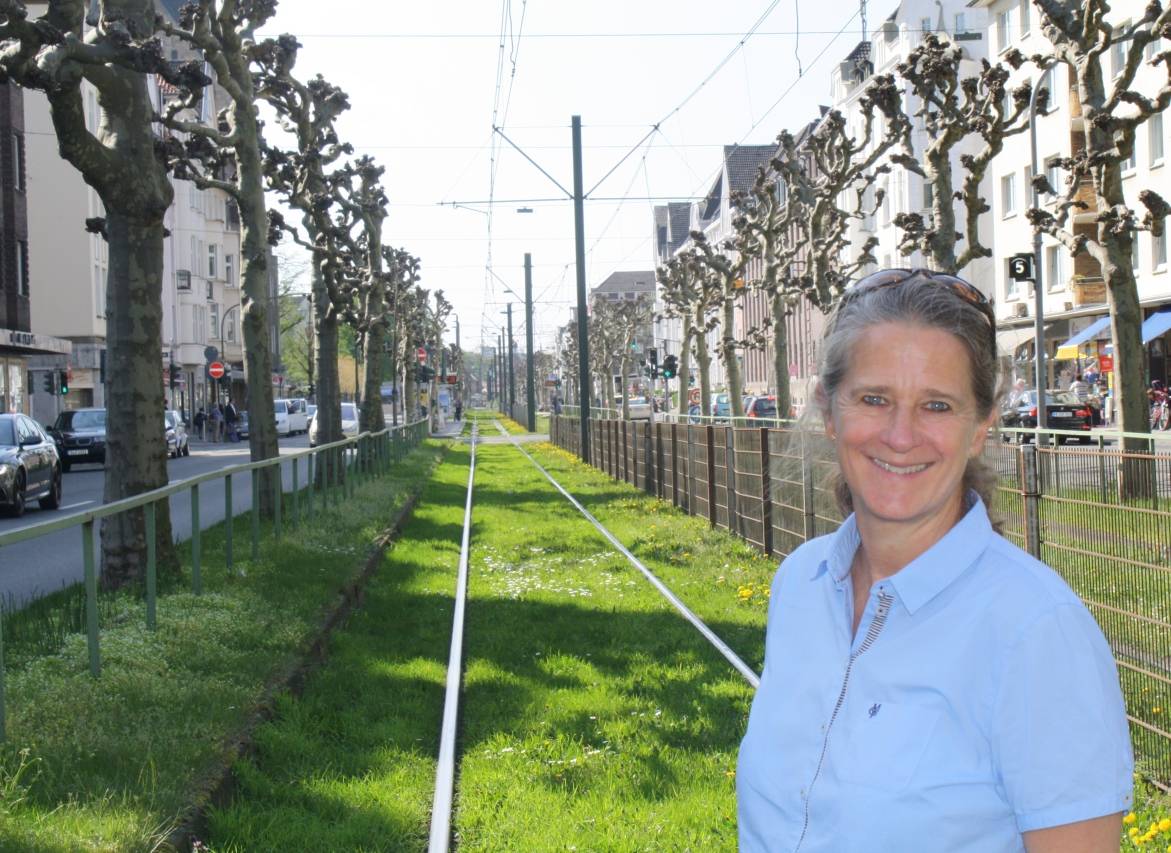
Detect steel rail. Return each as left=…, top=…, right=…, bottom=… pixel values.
left=428, top=424, right=479, bottom=853
left=493, top=421, right=761, bottom=689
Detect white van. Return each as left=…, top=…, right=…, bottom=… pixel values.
left=274, top=397, right=309, bottom=436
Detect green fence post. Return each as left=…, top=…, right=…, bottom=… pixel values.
left=82, top=520, right=100, bottom=677
left=1097, top=435, right=1109, bottom=503
left=145, top=501, right=157, bottom=630
left=292, top=456, right=300, bottom=527
left=273, top=460, right=282, bottom=541
left=307, top=451, right=316, bottom=520
left=251, top=468, right=260, bottom=560
left=191, top=483, right=202, bottom=595
left=224, top=473, right=233, bottom=569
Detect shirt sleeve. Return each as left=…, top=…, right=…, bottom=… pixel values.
left=992, top=602, right=1134, bottom=832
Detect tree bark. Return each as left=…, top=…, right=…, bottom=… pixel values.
left=770, top=290, right=791, bottom=420
left=677, top=322, right=694, bottom=417
left=720, top=296, right=744, bottom=418
left=694, top=316, right=713, bottom=417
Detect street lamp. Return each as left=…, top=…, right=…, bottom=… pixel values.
left=1028, top=75, right=1049, bottom=438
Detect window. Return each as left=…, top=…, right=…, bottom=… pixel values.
left=1045, top=158, right=1062, bottom=201
left=1045, top=245, right=1066, bottom=290
left=1132, top=236, right=1141, bottom=271
left=1123, top=143, right=1137, bottom=173
left=15, top=240, right=27, bottom=297
left=923, top=179, right=934, bottom=210
left=1151, top=113, right=1165, bottom=166
left=225, top=253, right=235, bottom=287
left=920, top=17, right=932, bottom=34
left=1001, top=172, right=1017, bottom=217
left=208, top=243, right=218, bottom=278
left=997, top=10, right=1012, bottom=52
left=226, top=309, right=237, bottom=343
left=1019, top=0, right=1031, bottom=36
left=1154, top=230, right=1168, bottom=270
left=1112, top=26, right=1130, bottom=79
left=954, top=13, right=967, bottom=34
left=210, top=302, right=219, bottom=342
left=11, top=132, right=23, bottom=192
left=190, top=236, right=197, bottom=270
left=1146, top=35, right=1165, bottom=61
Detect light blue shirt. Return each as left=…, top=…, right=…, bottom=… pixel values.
left=738, top=496, right=1133, bottom=852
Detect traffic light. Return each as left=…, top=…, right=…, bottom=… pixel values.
left=58, top=369, right=69, bottom=395
left=168, top=363, right=180, bottom=387
left=661, top=354, right=678, bottom=380
left=43, top=371, right=55, bottom=394
left=648, top=347, right=659, bottom=379
left=416, top=364, right=435, bottom=383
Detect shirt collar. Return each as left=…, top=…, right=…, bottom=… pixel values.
left=812, top=494, right=994, bottom=614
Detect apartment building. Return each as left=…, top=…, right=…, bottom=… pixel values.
left=976, top=0, right=1171, bottom=388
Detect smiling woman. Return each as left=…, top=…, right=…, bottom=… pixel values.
left=737, top=270, right=1133, bottom=853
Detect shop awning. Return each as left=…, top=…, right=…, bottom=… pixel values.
left=1058, top=315, right=1112, bottom=349
left=1142, top=308, right=1171, bottom=344
left=997, top=325, right=1050, bottom=357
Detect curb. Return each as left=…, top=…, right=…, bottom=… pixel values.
left=162, top=443, right=446, bottom=851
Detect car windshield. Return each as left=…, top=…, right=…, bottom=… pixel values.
left=340, top=403, right=357, bottom=420
left=0, top=420, right=14, bottom=447
left=57, top=410, right=106, bottom=430
left=274, top=401, right=288, bottom=414
left=165, top=412, right=177, bottom=429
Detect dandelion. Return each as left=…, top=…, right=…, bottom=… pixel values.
left=1155, top=707, right=1164, bottom=715
left=1161, top=819, right=1171, bottom=832
left=1127, top=814, right=1138, bottom=825
left=725, top=769, right=736, bottom=778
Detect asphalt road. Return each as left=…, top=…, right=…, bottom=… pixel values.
left=0, top=433, right=315, bottom=606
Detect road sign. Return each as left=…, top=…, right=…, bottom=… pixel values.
left=1009, top=253, right=1034, bottom=281
left=417, top=347, right=427, bottom=363
left=208, top=361, right=226, bottom=379
left=1099, top=355, right=1114, bottom=372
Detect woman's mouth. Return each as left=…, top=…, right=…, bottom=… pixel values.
left=871, top=457, right=929, bottom=475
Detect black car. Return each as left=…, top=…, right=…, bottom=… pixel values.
left=1000, top=389, right=1093, bottom=443
left=0, top=414, right=63, bottom=516
left=49, top=408, right=107, bottom=471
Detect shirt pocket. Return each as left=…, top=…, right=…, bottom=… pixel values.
left=833, top=701, right=943, bottom=790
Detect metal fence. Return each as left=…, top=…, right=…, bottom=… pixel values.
left=552, top=414, right=1171, bottom=786
left=0, top=419, right=428, bottom=739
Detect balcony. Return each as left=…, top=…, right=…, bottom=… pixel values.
left=1071, top=275, right=1107, bottom=306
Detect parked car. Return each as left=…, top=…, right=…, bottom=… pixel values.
left=1000, top=389, right=1093, bottom=443
left=306, top=403, right=317, bottom=419
left=48, top=408, right=107, bottom=471
left=710, top=393, right=732, bottom=422
left=0, top=413, right=62, bottom=516
left=274, top=397, right=309, bottom=437
left=308, top=402, right=360, bottom=447
left=745, top=395, right=779, bottom=421
left=165, top=410, right=190, bottom=458
left=236, top=411, right=250, bottom=440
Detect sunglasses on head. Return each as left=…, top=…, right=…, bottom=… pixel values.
left=841, top=267, right=996, bottom=346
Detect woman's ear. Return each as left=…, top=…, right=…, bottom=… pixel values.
left=813, top=380, right=833, bottom=436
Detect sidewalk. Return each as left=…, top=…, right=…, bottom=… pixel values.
left=432, top=420, right=465, bottom=438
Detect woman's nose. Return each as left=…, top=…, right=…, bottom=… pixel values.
left=882, top=406, right=918, bottom=451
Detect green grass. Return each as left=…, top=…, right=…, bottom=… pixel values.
left=0, top=440, right=442, bottom=852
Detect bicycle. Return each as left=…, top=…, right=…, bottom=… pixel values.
left=1151, top=389, right=1170, bottom=430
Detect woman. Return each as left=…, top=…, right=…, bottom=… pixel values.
left=738, top=269, right=1132, bottom=852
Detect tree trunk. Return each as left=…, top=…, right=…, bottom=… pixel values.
left=360, top=327, right=387, bottom=433
left=620, top=354, right=631, bottom=419
left=677, top=323, right=694, bottom=417
left=721, top=296, right=744, bottom=418
left=307, top=222, right=341, bottom=459
left=771, top=291, right=792, bottom=421
left=235, top=120, right=280, bottom=515
left=405, top=371, right=418, bottom=422
left=694, top=319, right=713, bottom=417
left=99, top=213, right=179, bottom=587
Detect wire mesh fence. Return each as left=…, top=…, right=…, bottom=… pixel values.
left=551, top=414, right=1171, bottom=787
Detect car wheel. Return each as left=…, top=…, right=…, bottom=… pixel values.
left=7, top=472, right=25, bottom=518
left=61, top=459, right=71, bottom=473
left=182, top=442, right=191, bottom=457
left=39, top=468, right=62, bottom=510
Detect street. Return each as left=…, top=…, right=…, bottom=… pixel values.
left=0, top=433, right=313, bottom=605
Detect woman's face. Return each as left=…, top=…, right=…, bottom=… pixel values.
left=826, top=322, right=995, bottom=536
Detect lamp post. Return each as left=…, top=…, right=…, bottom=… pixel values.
left=219, top=303, right=241, bottom=405
left=1029, top=75, right=1049, bottom=439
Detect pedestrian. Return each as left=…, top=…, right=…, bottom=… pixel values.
left=1007, top=376, right=1027, bottom=407
left=454, top=400, right=463, bottom=421
left=225, top=400, right=239, bottom=442
left=193, top=407, right=206, bottom=441
left=210, top=403, right=223, bottom=443
left=552, top=395, right=562, bottom=416
left=737, top=268, right=1132, bottom=851
left=1070, top=372, right=1090, bottom=403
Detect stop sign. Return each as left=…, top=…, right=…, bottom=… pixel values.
left=208, top=361, right=226, bottom=379
left=417, top=347, right=427, bottom=364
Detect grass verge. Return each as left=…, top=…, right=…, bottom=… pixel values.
left=0, top=440, right=442, bottom=852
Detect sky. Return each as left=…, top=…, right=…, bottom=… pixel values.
left=256, top=0, right=900, bottom=356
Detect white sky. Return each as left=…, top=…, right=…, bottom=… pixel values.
left=257, top=0, right=899, bottom=354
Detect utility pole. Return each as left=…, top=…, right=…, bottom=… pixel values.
left=572, top=116, right=590, bottom=459
left=454, top=316, right=461, bottom=407
left=1029, top=80, right=1049, bottom=441
left=498, top=332, right=505, bottom=413
left=524, top=253, right=536, bottom=432
left=507, top=303, right=516, bottom=415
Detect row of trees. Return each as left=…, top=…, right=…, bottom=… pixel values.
left=649, top=1, right=1170, bottom=491
left=0, top=0, right=444, bottom=585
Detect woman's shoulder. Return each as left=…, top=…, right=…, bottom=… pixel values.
left=974, top=532, right=1089, bottom=620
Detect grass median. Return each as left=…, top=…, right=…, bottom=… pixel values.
left=0, top=440, right=442, bottom=852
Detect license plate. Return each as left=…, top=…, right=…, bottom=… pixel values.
left=1050, top=411, right=1072, bottom=418
left=68, top=449, right=89, bottom=456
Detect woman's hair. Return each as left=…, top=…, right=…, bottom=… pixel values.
left=814, top=271, right=1003, bottom=521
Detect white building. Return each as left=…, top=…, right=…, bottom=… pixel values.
left=975, top=0, right=1171, bottom=389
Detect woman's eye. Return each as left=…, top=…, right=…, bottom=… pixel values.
left=861, top=394, right=885, bottom=406
left=925, top=400, right=951, bottom=412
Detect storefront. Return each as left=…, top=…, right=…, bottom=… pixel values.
left=1, top=328, right=72, bottom=415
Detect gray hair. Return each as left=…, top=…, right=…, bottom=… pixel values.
left=814, top=272, right=1003, bottom=523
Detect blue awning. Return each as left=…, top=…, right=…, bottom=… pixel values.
left=1142, top=308, right=1171, bottom=344
left=1058, top=315, right=1112, bottom=349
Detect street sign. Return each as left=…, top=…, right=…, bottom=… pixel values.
left=1009, top=253, right=1035, bottom=281
left=207, top=361, right=226, bottom=379
left=1099, top=355, right=1114, bottom=372
left=417, top=347, right=427, bottom=363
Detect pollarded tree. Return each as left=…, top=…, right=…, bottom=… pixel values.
left=609, top=296, right=651, bottom=420
left=255, top=34, right=352, bottom=451
left=424, top=290, right=451, bottom=432
left=690, top=231, right=751, bottom=418
left=892, top=33, right=1033, bottom=272
left=0, top=0, right=197, bottom=586
left=1029, top=0, right=1171, bottom=496
left=587, top=297, right=625, bottom=412
left=158, top=0, right=281, bottom=513
left=655, top=249, right=722, bottom=416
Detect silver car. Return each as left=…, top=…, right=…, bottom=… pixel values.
left=165, top=410, right=190, bottom=458
left=0, top=414, right=63, bottom=516
left=308, top=402, right=360, bottom=447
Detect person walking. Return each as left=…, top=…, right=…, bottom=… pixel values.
left=225, top=400, right=239, bottom=442
left=738, top=269, right=1132, bottom=852
left=193, top=407, right=206, bottom=441
left=210, top=403, right=223, bottom=443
